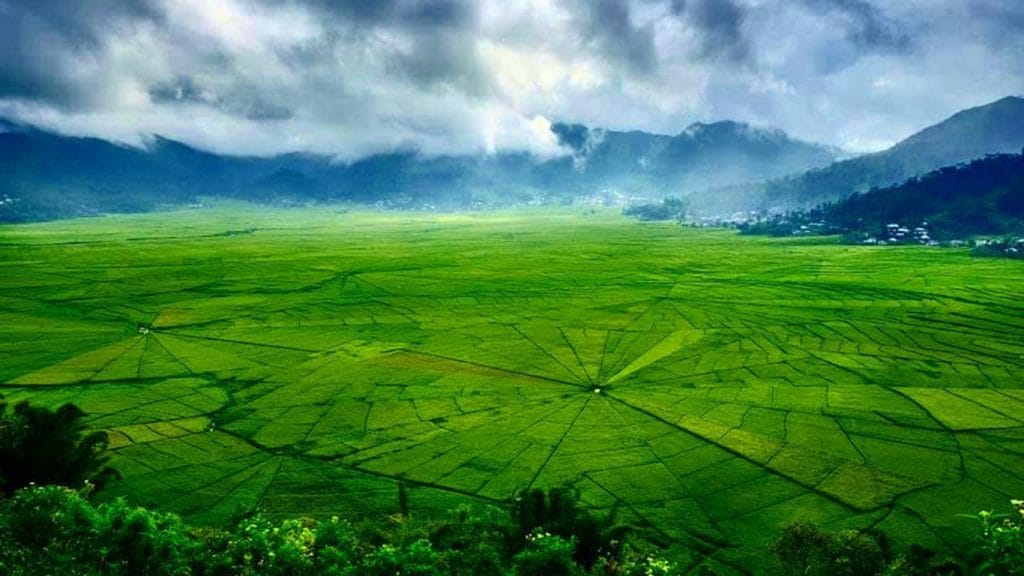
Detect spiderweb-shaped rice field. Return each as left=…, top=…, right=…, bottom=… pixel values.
left=3, top=210, right=1023, bottom=573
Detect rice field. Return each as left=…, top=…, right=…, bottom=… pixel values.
left=1, top=206, right=1023, bottom=574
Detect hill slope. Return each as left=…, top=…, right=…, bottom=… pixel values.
left=754, top=96, right=1024, bottom=211
left=827, top=151, right=1024, bottom=236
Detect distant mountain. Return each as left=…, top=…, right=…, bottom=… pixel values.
left=0, top=127, right=274, bottom=221
left=0, top=117, right=837, bottom=222
left=753, top=96, right=1024, bottom=211
left=546, top=120, right=837, bottom=196
left=655, top=121, right=838, bottom=189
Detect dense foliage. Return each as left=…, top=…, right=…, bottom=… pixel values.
left=772, top=500, right=1024, bottom=576
left=772, top=523, right=962, bottom=576
left=963, top=500, right=1024, bottom=575
left=0, top=397, right=118, bottom=496
left=0, top=485, right=670, bottom=576
left=4, top=485, right=1024, bottom=575
left=511, top=487, right=627, bottom=569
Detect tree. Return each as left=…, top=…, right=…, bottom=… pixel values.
left=623, top=196, right=690, bottom=222
left=511, top=486, right=625, bottom=569
left=0, top=397, right=118, bottom=496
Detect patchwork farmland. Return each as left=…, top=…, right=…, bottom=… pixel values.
left=1, top=207, right=1023, bottom=573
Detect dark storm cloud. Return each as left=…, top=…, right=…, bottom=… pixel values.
left=800, top=0, right=911, bottom=52
left=388, top=2, right=492, bottom=95
left=392, top=31, right=493, bottom=95
left=572, top=0, right=657, bottom=73
left=0, top=0, right=155, bottom=108
left=300, top=0, right=492, bottom=95
left=968, top=1, right=1024, bottom=47
left=0, top=0, right=157, bottom=47
left=669, top=0, right=749, bottom=63
left=396, top=0, right=476, bottom=27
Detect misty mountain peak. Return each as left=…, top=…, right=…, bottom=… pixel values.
left=680, top=120, right=791, bottom=144
left=683, top=120, right=746, bottom=135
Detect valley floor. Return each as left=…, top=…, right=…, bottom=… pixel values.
left=1, top=206, right=1022, bottom=574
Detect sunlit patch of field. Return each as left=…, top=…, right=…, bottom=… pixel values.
left=2, top=206, right=1023, bottom=574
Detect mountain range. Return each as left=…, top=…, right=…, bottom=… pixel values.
left=1, top=96, right=1023, bottom=223
left=0, top=115, right=837, bottom=222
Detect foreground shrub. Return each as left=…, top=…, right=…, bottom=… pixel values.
left=513, top=530, right=583, bottom=576
left=359, top=539, right=443, bottom=576
left=772, top=522, right=890, bottom=576
left=213, top=515, right=318, bottom=576
left=963, top=500, right=1024, bottom=575
left=428, top=505, right=513, bottom=575
left=512, top=486, right=626, bottom=569
left=0, top=485, right=197, bottom=576
left=772, top=516, right=1017, bottom=576
left=0, top=484, right=676, bottom=576
left=591, top=543, right=675, bottom=576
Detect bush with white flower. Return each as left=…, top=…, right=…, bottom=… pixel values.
left=966, top=499, right=1024, bottom=575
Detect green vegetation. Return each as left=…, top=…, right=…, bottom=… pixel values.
left=3, top=485, right=1022, bottom=575
left=0, top=397, right=118, bottom=495
left=961, top=499, right=1024, bottom=575
left=1, top=207, right=1023, bottom=574
left=0, top=485, right=668, bottom=576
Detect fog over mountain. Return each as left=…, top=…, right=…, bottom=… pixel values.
left=549, top=120, right=838, bottom=194
left=1, top=0, right=1022, bottom=160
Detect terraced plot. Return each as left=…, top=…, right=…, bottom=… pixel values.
left=2, top=207, right=1023, bottom=574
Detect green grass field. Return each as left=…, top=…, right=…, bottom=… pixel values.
left=2, top=206, right=1023, bottom=574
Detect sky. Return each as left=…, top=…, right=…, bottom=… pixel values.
left=0, top=0, right=1022, bottom=159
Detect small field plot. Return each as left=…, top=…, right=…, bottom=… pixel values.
left=2, top=208, right=1023, bottom=575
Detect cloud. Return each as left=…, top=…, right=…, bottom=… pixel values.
left=571, top=0, right=657, bottom=73
left=668, top=0, right=749, bottom=63
left=800, top=0, right=910, bottom=53
left=0, top=0, right=154, bottom=108
left=0, top=0, right=1021, bottom=157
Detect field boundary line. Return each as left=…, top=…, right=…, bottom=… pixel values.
left=605, top=392, right=863, bottom=513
